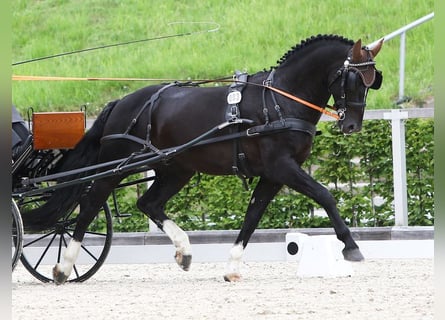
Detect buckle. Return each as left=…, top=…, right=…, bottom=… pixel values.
left=337, top=108, right=346, bottom=120
left=246, top=128, right=259, bottom=137
left=263, top=79, right=272, bottom=87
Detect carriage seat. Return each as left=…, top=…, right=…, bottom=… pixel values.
left=12, top=106, right=32, bottom=160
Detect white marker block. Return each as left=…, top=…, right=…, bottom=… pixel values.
left=296, top=235, right=353, bottom=278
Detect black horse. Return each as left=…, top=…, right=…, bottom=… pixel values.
left=22, top=34, right=383, bottom=284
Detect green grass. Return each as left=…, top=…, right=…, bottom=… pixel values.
left=12, top=0, right=433, bottom=115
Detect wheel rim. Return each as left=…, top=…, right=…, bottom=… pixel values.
left=19, top=204, right=113, bottom=283
left=12, top=199, right=24, bottom=271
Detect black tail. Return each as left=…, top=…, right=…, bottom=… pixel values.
left=21, top=100, right=119, bottom=230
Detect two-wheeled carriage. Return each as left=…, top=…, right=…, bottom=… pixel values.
left=10, top=106, right=259, bottom=282
left=12, top=110, right=117, bottom=282
left=12, top=110, right=156, bottom=282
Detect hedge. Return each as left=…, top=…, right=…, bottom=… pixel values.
left=110, top=117, right=434, bottom=232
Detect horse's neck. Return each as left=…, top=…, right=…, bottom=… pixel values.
left=277, top=48, right=344, bottom=92
left=271, top=45, right=347, bottom=120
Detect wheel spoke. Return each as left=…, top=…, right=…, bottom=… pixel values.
left=64, top=230, right=101, bottom=262
left=23, top=231, right=56, bottom=248
left=31, top=232, right=58, bottom=270
left=72, top=264, right=80, bottom=279
left=79, top=243, right=100, bottom=262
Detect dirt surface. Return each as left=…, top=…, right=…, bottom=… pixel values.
left=12, top=259, right=433, bottom=319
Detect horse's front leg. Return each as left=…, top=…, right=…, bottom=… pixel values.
left=224, top=178, right=282, bottom=282
left=276, top=159, right=364, bottom=261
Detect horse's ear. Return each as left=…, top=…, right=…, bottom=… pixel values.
left=370, top=38, right=384, bottom=58
left=352, top=39, right=362, bottom=62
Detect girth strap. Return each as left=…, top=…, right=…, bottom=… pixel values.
left=225, top=71, right=252, bottom=189
left=191, top=118, right=317, bottom=148
left=247, top=118, right=317, bottom=137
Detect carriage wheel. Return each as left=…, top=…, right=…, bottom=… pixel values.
left=19, top=203, right=113, bottom=283
left=12, top=199, right=24, bottom=271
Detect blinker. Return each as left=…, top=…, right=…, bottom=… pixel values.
left=370, top=70, right=383, bottom=90
left=348, top=65, right=382, bottom=90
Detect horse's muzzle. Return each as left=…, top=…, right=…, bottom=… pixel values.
left=339, top=121, right=362, bottom=134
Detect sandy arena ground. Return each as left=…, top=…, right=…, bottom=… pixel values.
left=12, top=259, right=433, bottom=320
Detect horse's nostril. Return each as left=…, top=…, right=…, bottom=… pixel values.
left=342, top=123, right=359, bottom=134
left=348, top=125, right=356, bottom=133
left=346, top=124, right=362, bottom=133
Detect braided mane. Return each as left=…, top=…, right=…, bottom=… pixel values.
left=272, top=34, right=354, bottom=70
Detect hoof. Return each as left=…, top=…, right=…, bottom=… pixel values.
left=223, top=273, right=242, bottom=282
left=175, top=252, right=192, bottom=271
left=342, top=248, right=365, bottom=262
left=52, top=264, right=68, bottom=285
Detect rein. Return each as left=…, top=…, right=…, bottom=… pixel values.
left=13, top=74, right=341, bottom=120
left=220, top=78, right=340, bottom=120
left=260, top=84, right=340, bottom=120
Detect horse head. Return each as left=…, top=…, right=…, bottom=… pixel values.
left=329, top=38, right=384, bottom=134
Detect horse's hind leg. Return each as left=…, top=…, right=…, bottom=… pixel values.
left=136, top=166, right=195, bottom=271
left=52, top=176, right=122, bottom=285
left=224, top=177, right=282, bottom=282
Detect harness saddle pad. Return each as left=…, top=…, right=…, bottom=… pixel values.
left=33, top=112, right=85, bottom=150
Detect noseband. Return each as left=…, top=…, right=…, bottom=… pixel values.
left=329, top=50, right=380, bottom=120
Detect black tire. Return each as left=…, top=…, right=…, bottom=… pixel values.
left=12, top=199, right=24, bottom=271
left=19, top=203, right=113, bottom=283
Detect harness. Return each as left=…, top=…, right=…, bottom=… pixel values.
left=101, top=71, right=319, bottom=183
left=102, top=62, right=384, bottom=186
left=222, top=70, right=321, bottom=188
left=101, top=82, right=188, bottom=156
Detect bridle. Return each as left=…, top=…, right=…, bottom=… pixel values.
left=328, top=49, right=382, bottom=121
